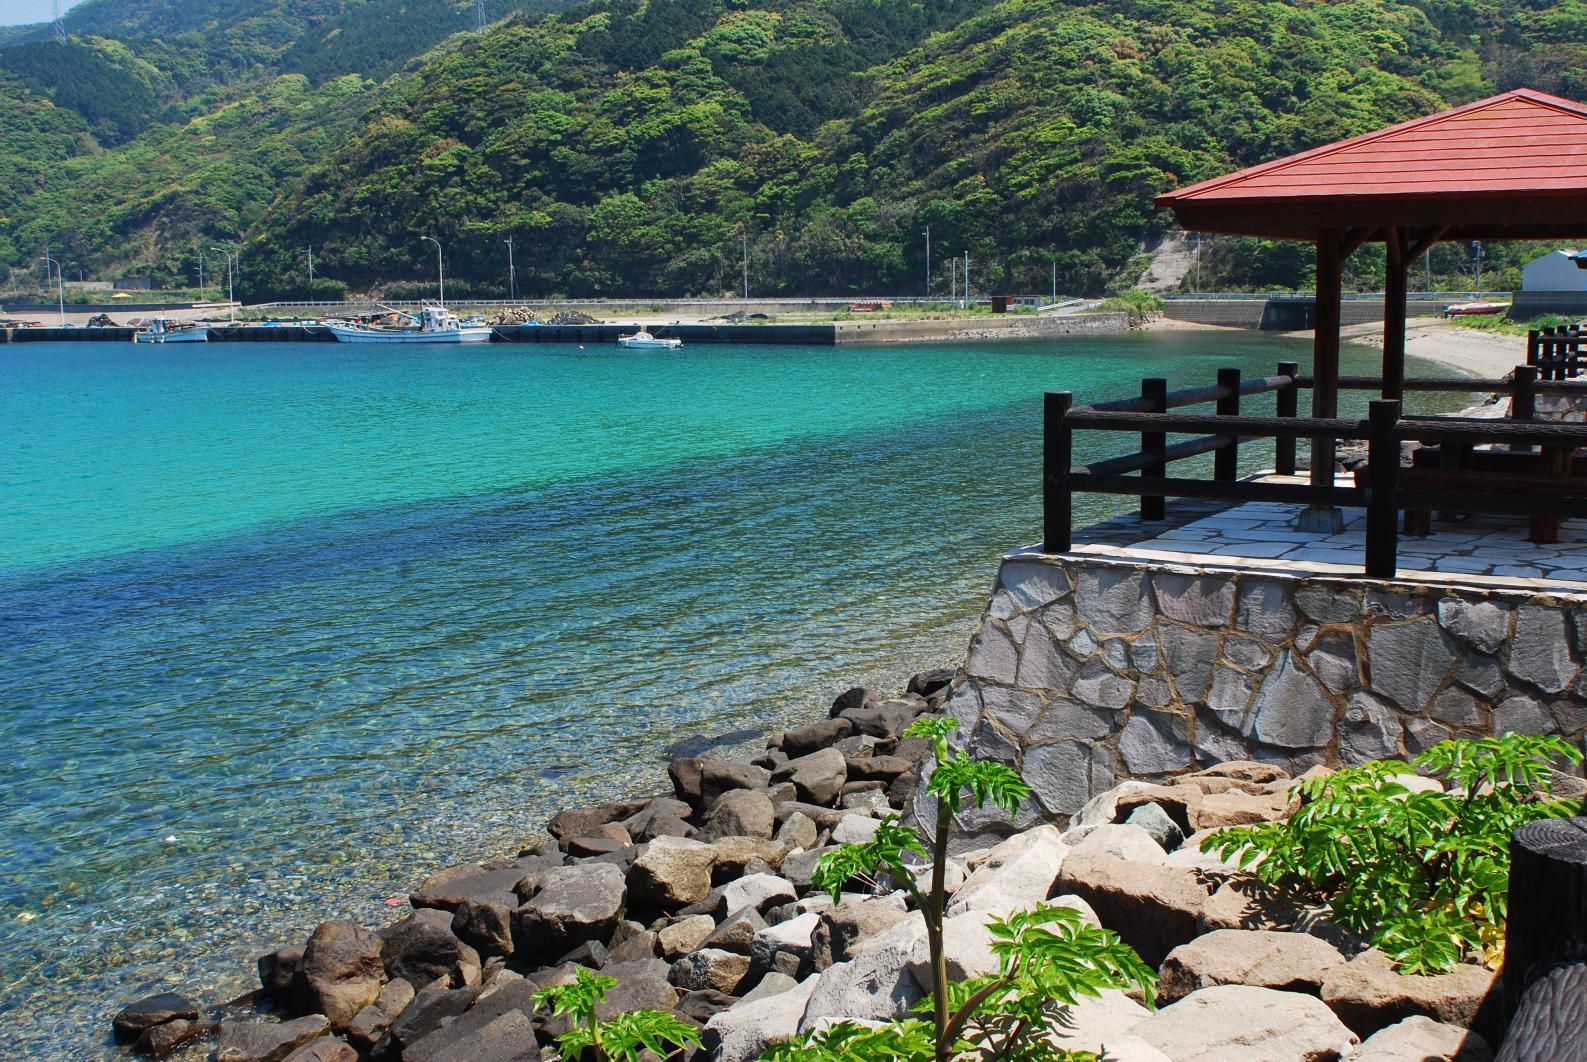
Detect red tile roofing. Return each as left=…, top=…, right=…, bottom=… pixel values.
left=1155, top=89, right=1587, bottom=240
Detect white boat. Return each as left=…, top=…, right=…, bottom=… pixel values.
left=132, top=317, right=209, bottom=343
left=323, top=304, right=493, bottom=344
left=1442, top=301, right=1509, bottom=317
left=617, top=329, right=682, bottom=349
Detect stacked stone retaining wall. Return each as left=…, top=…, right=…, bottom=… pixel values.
left=937, top=551, right=1587, bottom=842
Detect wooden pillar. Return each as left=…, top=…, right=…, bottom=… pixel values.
left=1383, top=227, right=1407, bottom=401
left=1310, top=230, right=1343, bottom=488
left=1043, top=392, right=1073, bottom=553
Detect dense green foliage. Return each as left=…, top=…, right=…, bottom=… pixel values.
left=779, top=716, right=1155, bottom=1061
left=1203, top=735, right=1584, bottom=975
left=532, top=966, right=700, bottom=1061
left=4, top=0, right=1587, bottom=296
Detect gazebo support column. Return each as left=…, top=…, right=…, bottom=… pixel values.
left=1383, top=226, right=1407, bottom=401
left=1297, top=228, right=1346, bottom=534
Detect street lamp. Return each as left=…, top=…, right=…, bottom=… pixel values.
left=38, top=249, right=64, bottom=326
left=210, top=247, right=235, bottom=322
left=420, top=236, right=444, bottom=307
left=923, top=226, right=930, bottom=298
left=503, top=235, right=516, bottom=301
left=740, top=232, right=749, bottom=301
left=299, top=245, right=315, bottom=287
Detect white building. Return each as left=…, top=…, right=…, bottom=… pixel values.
left=1522, top=249, right=1587, bottom=292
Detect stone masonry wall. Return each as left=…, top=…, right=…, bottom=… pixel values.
left=934, top=552, right=1587, bottom=842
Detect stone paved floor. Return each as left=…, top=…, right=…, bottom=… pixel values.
left=1059, top=472, right=1587, bottom=594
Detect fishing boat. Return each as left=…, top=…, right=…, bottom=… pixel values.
left=617, top=329, right=682, bottom=349
left=131, top=317, right=210, bottom=343
left=323, top=304, right=493, bottom=343
left=1442, top=300, right=1509, bottom=317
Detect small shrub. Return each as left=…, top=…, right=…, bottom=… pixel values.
left=1097, top=289, right=1164, bottom=323
left=533, top=966, right=700, bottom=1061
left=1202, top=734, right=1582, bottom=974
left=765, top=716, right=1155, bottom=1061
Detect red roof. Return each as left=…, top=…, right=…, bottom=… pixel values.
left=1156, top=89, right=1587, bottom=240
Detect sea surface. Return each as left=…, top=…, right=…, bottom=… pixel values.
left=0, top=331, right=1459, bottom=1056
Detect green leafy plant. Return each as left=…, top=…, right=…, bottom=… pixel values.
left=1202, top=735, right=1583, bottom=974
left=770, top=716, right=1156, bottom=1061
left=533, top=966, right=701, bottom=1061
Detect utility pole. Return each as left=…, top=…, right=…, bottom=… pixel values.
left=949, top=257, right=957, bottom=302
left=1425, top=248, right=1431, bottom=294
left=211, top=247, right=235, bottom=322
left=741, top=233, right=749, bottom=302
left=1051, top=259, right=1057, bottom=304
left=504, top=235, right=516, bottom=301
left=1473, top=240, right=1484, bottom=294
left=300, top=246, right=314, bottom=286
left=198, top=249, right=204, bottom=292
left=475, top=0, right=486, bottom=30
left=39, top=249, right=64, bottom=326
left=421, top=236, right=444, bottom=306
left=1195, top=232, right=1202, bottom=293
left=963, top=252, right=970, bottom=307
left=922, top=226, right=930, bottom=298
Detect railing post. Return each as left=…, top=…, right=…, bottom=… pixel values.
left=1141, top=378, right=1167, bottom=520
left=1527, top=329, right=1540, bottom=369
left=1043, top=392, right=1073, bottom=553
left=1276, top=360, right=1298, bottom=476
left=1365, top=399, right=1401, bottom=579
left=1215, top=367, right=1241, bottom=482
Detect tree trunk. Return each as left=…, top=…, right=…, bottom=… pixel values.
left=1500, top=817, right=1587, bottom=1044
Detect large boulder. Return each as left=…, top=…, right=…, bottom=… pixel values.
left=112, top=992, right=200, bottom=1045
left=282, top=1041, right=359, bottom=1062
left=298, top=920, right=387, bottom=1030
left=451, top=898, right=515, bottom=958
left=670, top=948, right=753, bottom=994
left=1159, top=929, right=1346, bottom=1002
left=658, top=914, right=717, bottom=959
left=627, top=836, right=717, bottom=910
left=778, top=748, right=849, bottom=806
left=704, top=975, right=821, bottom=1062
left=949, top=826, right=1068, bottom=915
left=719, top=873, right=796, bottom=917
left=409, top=864, right=534, bottom=912
left=370, top=986, right=477, bottom=1060
left=214, top=1016, right=333, bottom=1062
left=1199, top=874, right=1364, bottom=954
left=753, top=912, right=822, bottom=978
left=1039, top=989, right=1153, bottom=1057
left=1053, top=852, right=1211, bottom=968
left=1344, top=1016, right=1493, bottom=1061
left=548, top=798, right=649, bottom=841
left=381, top=909, right=480, bottom=989
left=810, top=894, right=911, bottom=971
left=701, top=789, right=776, bottom=841
left=1070, top=823, right=1168, bottom=864
left=406, top=1008, right=541, bottom=1062
left=799, top=916, right=926, bottom=1031
left=782, top=719, right=854, bottom=758
left=346, top=979, right=415, bottom=1051
left=1320, top=950, right=1500, bottom=1040
left=512, top=863, right=626, bottom=964
left=699, top=760, right=773, bottom=805
left=1129, top=984, right=1358, bottom=1061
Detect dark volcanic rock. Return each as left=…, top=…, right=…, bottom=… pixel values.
left=282, top=1039, right=359, bottom=1062
left=409, top=864, right=534, bottom=912
left=907, top=669, right=955, bottom=700
left=134, top=1018, right=203, bottom=1058
left=513, top=863, right=627, bottom=964
left=701, top=789, right=776, bottom=841
left=699, top=760, right=772, bottom=805
left=676, top=989, right=738, bottom=1024
left=381, top=908, right=480, bottom=989
left=781, top=718, right=854, bottom=758
left=775, top=748, right=848, bottom=806
left=846, top=754, right=914, bottom=783
left=452, top=897, right=516, bottom=958
left=669, top=757, right=705, bottom=807
left=547, top=799, right=649, bottom=841
left=703, top=907, right=767, bottom=955
left=828, top=687, right=876, bottom=718
left=371, top=985, right=477, bottom=1060
left=113, top=992, right=201, bottom=1044
left=298, top=920, right=386, bottom=1030
left=346, top=979, right=414, bottom=1051
left=214, top=1015, right=331, bottom=1062
left=258, top=947, right=304, bottom=999
left=841, top=700, right=921, bottom=739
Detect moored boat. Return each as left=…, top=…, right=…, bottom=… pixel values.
left=323, top=304, right=493, bottom=343
left=617, top=329, right=682, bottom=349
left=1442, top=300, right=1510, bottom=317
left=131, top=317, right=210, bottom=343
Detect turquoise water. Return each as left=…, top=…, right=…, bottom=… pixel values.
left=0, top=333, right=1448, bottom=1056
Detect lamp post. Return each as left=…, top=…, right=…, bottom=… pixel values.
left=198, top=249, right=204, bottom=292
left=504, top=235, right=516, bottom=301
left=39, top=249, right=64, bottom=326
left=923, top=226, right=930, bottom=298
left=741, top=233, right=749, bottom=302
left=300, top=245, right=314, bottom=287
left=421, top=236, right=444, bottom=307
left=210, top=247, right=235, bottom=322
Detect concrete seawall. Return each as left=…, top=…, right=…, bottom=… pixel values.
left=1164, top=298, right=1451, bottom=330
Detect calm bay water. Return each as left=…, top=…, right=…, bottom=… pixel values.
left=0, top=331, right=1444, bottom=1055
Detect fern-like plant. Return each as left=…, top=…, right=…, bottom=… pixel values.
left=533, top=966, right=701, bottom=1061
left=1202, top=734, right=1583, bottom=974
left=768, top=716, right=1156, bottom=1061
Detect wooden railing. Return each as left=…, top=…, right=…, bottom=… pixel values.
left=1044, top=362, right=1587, bottom=578
left=1529, top=325, right=1585, bottom=381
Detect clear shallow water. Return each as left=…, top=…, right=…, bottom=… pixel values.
left=0, top=333, right=1447, bottom=1056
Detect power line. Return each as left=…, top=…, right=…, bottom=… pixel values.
left=52, top=0, right=66, bottom=42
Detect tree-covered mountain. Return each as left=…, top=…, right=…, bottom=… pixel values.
left=3, top=0, right=1585, bottom=297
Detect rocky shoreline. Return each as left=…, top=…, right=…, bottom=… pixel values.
left=111, top=667, right=1499, bottom=1062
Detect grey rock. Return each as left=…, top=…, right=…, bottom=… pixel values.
left=1367, top=619, right=1457, bottom=711
left=1429, top=687, right=1486, bottom=727
left=1366, top=589, right=1431, bottom=620
left=1070, top=822, right=1167, bottom=863
left=1120, top=709, right=1192, bottom=775
left=720, top=873, right=797, bottom=917
left=372, top=986, right=476, bottom=1058
left=1494, top=694, right=1554, bottom=736
left=774, top=811, right=818, bottom=851
left=1125, top=802, right=1185, bottom=852
left=1511, top=606, right=1575, bottom=693
left=799, top=919, right=926, bottom=1031
left=1206, top=665, right=1257, bottom=727
left=740, top=970, right=798, bottom=1003
left=1339, top=693, right=1404, bottom=764
left=1028, top=697, right=1113, bottom=741
left=702, top=789, right=776, bottom=841
left=965, top=622, right=1020, bottom=684
left=670, top=948, right=751, bottom=994
left=1154, top=572, right=1237, bottom=626
left=949, top=826, right=1069, bottom=914
left=1437, top=598, right=1511, bottom=654
left=1132, top=633, right=1161, bottom=671
left=1075, top=567, right=1153, bottom=634
left=214, top=1016, right=332, bottom=1062
left=1296, top=585, right=1363, bottom=623
left=779, top=846, right=836, bottom=892
left=1346, top=1015, right=1493, bottom=1061
left=700, top=759, right=772, bottom=804
left=382, top=909, right=479, bottom=990
left=1129, top=984, right=1357, bottom=1061
left=626, top=835, right=717, bottom=910
left=1236, top=579, right=1296, bottom=642
left=831, top=814, right=881, bottom=844
left=1070, top=628, right=1100, bottom=657
left=1040, top=599, right=1081, bottom=640
left=1002, top=560, right=1071, bottom=609
left=512, top=863, right=626, bottom=964
left=1015, top=632, right=1080, bottom=692
left=968, top=719, right=1020, bottom=764
left=981, top=685, right=1046, bottom=735
left=1102, top=637, right=1131, bottom=671
left=409, top=864, right=533, bottom=912
left=841, top=700, right=920, bottom=739
left=1161, top=622, right=1221, bottom=703
left=1225, top=635, right=1272, bottom=671
left=841, top=788, right=890, bottom=814
left=811, top=895, right=910, bottom=970
left=752, top=911, right=821, bottom=977
left=778, top=748, right=847, bottom=806
left=780, top=718, right=854, bottom=758
left=1453, top=654, right=1504, bottom=698
left=1248, top=651, right=1335, bottom=749
left=1405, top=716, right=1453, bottom=755
left=704, top=973, right=819, bottom=1062
left=657, top=914, right=717, bottom=959
left=1023, top=739, right=1096, bottom=816
left=112, top=993, right=200, bottom=1044
left=1137, top=675, right=1175, bottom=708
left=1072, top=659, right=1134, bottom=709
left=407, top=1009, right=540, bottom=1062
left=1308, top=629, right=1361, bottom=694
left=705, top=907, right=767, bottom=955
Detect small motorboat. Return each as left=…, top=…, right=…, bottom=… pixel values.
left=132, top=317, right=210, bottom=343
left=323, top=304, right=493, bottom=343
left=1442, top=301, right=1509, bottom=317
left=617, top=329, right=682, bottom=349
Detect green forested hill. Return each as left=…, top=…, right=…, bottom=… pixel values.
left=4, top=0, right=1586, bottom=297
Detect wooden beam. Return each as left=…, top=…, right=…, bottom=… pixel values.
left=1383, top=226, right=1408, bottom=401
left=1404, top=225, right=1450, bottom=263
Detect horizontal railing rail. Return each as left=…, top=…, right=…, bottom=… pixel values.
left=1046, top=357, right=1587, bottom=578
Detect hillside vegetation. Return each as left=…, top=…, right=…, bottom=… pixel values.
left=3, top=0, right=1584, bottom=297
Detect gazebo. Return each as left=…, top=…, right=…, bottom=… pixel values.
left=1154, top=87, right=1587, bottom=513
